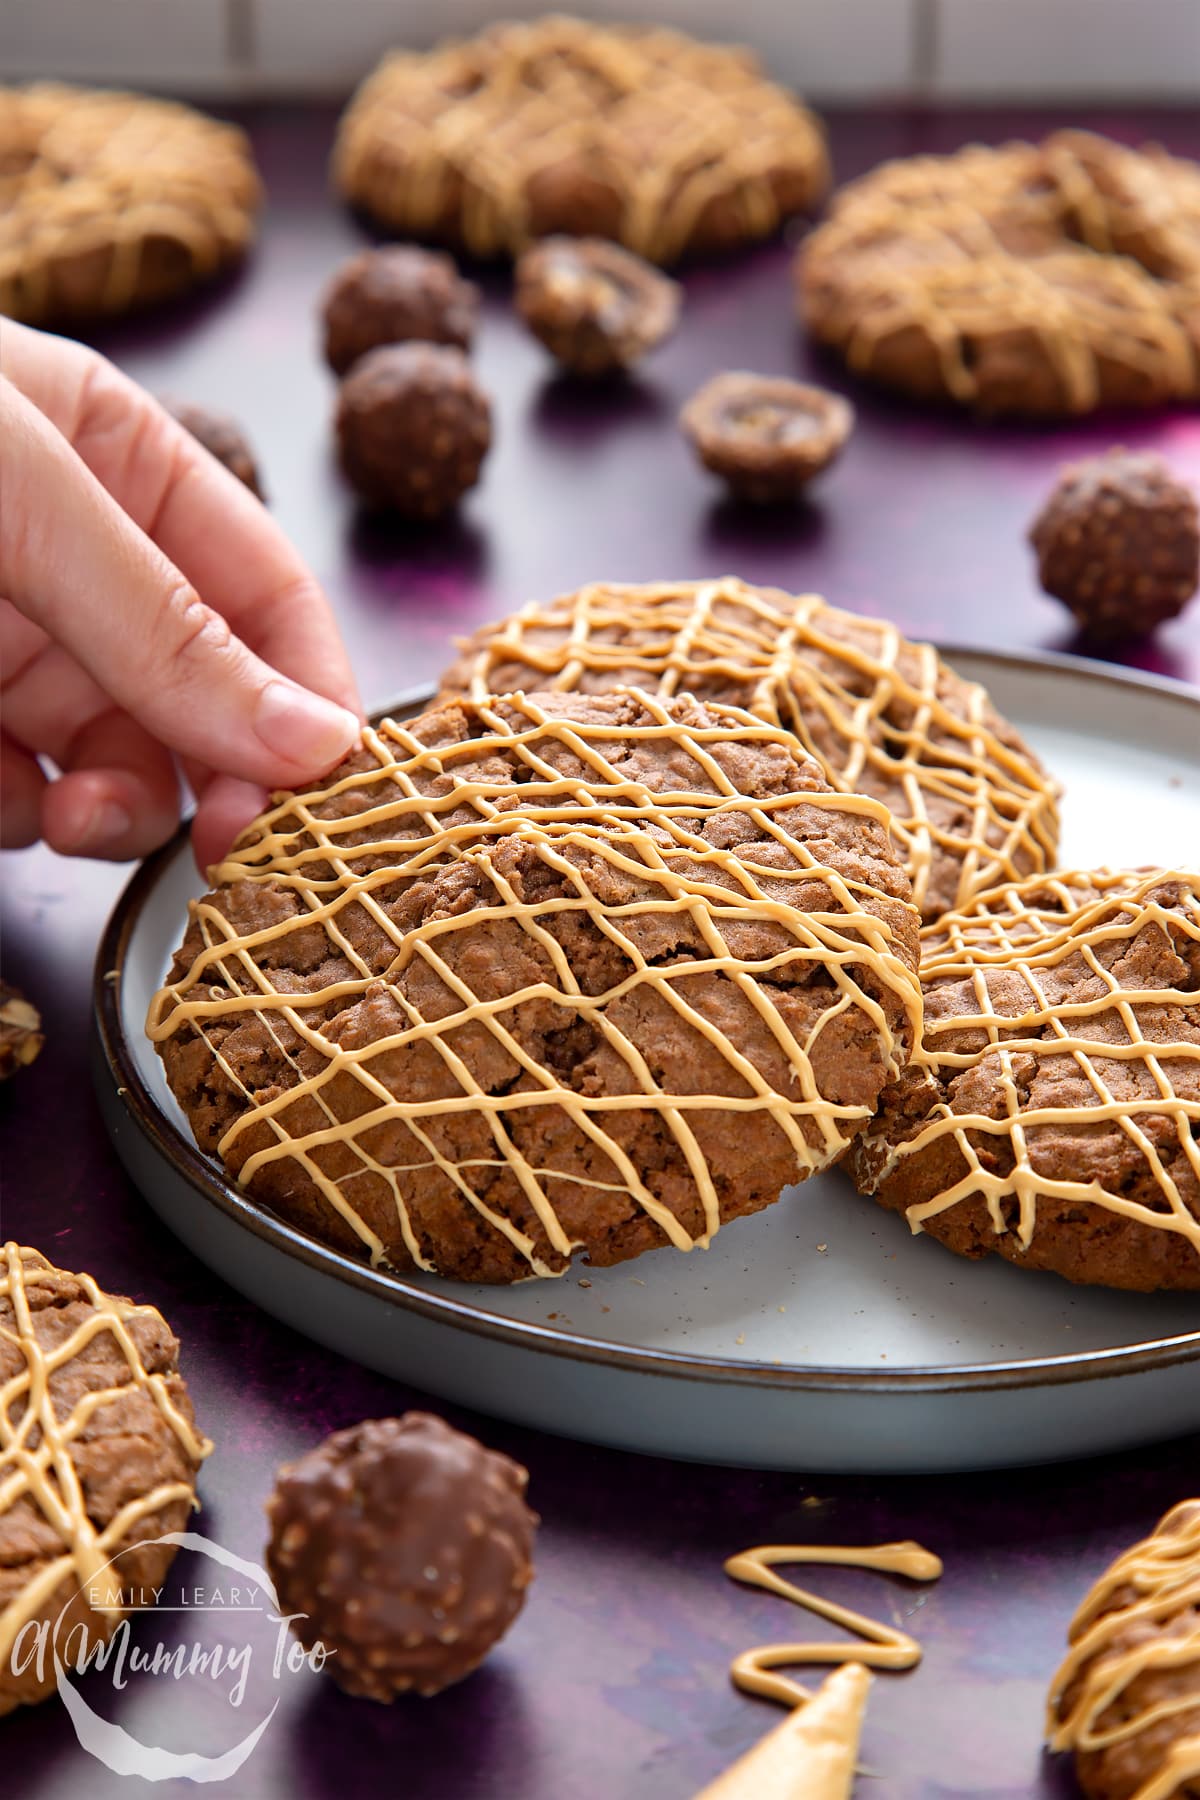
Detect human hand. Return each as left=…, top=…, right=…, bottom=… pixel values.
left=0, top=320, right=362, bottom=872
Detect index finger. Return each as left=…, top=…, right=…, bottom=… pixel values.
left=0, top=320, right=361, bottom=716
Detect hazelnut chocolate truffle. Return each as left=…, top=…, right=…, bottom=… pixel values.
left=515, top=236, right=680, bottom=375
left=1030, top=448, right=1199, bottom=641
left=681, top=372, right=854, bottom=503
left=336, top=342, right=491, bottom=518
left=265, top=1413, right=537, bottom=1700
left=322, top=245, right=480, bottom=376
left=163, top=398, right=264, bottom=499
left=0, top=982, right=43, bottom=1081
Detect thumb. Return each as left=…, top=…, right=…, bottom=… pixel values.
left=0, top=378, right=360, bottom=787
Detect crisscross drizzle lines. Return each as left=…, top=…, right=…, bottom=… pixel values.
left=334, top=16, right=828, bottom=265
left=0, top=1245, right=210, bottom=1671
left=0, top=84, right=259, bottom=322
left=1048, top=1500, right=1200, bottom=1800
left=801, top=133, right=1200, bottom=414
left=874, top=868, right=1200, bottom=1258
left=445, top=577, right=1060, bottom=918
left=148, top=692, right=922, bottom=1278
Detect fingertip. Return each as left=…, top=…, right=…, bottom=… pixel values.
left=253, top=681, right=362, bottom=776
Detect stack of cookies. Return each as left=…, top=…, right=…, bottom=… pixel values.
left=146, top=572, right=1199, bottom=1297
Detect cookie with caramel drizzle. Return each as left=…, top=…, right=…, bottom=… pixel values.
left=849, top=867, right=1200, bottom=1291
left=1048, top=1500, right=1200, bottom=1800
left=0, top=1245, right=210, bottom=1712
left=149, top=689, right=921, bottom=1284
left=439, top=578, right=1060, bottom=923
left=333, top=15, right=828, bottom=265
left=799, top=130, right=1200, bottom=417
left=0, top=83, right=260, bottom=325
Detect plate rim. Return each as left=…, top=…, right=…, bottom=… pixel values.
left=93, top=650, right=1200, bottom=1398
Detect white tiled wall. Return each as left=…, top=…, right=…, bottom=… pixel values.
left=934, top=0, right=1200, bottom=100
left=0, top=0, right=232, bottom=94
left=2, top=0, right=1197, bottom=100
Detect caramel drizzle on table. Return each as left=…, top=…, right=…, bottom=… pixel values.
left=724, top=1540, right=943, bottom=1709
left=0, top=83, right=259, bottom=321
left=863, top=868, right=1200, bottom=1257
left=1048, top=1500, right=1200, bottom=1800
left=148, top=692, right=922, bottom=1277
left=801, top=133, right=1200, bottom=412
left=448, top=577, right=1060, bottom=918
left=334, top=16, right=829, bottom=265
left=0, top=1245, right=211, bottom=1670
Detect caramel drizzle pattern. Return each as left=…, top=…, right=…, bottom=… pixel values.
left=725, top=1541, right=943, bottom=1708
left=801, top=135, right=1200, bottom=411
left=867, top=868, right=1200, bottom=1256
left=147, top=693, right=922, bottom=1278
left=334, top=16, right=828, bottom=265
left=450, top=577, right=1060, bottom=918
left=0, top=1245, right=211, bottom=1670
left=1048, top=1501, right=1200, bottom=1800
left=0, top=84, right=259, bottom=321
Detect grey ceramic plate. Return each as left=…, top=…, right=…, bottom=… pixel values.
left=94, top=651, right=1200, bottom=1473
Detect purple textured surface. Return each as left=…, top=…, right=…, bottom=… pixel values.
left=2, top=104, right=1200, bottom=1799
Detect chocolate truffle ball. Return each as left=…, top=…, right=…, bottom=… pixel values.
left=322, top=246, right=480, bottom=376
left=162, top=398, right=264, bottom=499
left=265, top=1413, right=537, bottom=1700
left=1030, top=448, right=1199, bottom=642
left=515, top=236, right=680, bottom=375
left=680, top=372, right=854, bottom=504
left=336, top=343, right=491, bottom=518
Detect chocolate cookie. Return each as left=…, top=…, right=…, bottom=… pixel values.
left=333, top=16, right=828, bottom=265
left=1048, top=1500, right=1200, bottom=1800
left=439, top=579, right=1060, bottom=922
left=0, top=1245, right=210, bottom=1712
left=798, top=131, right=1200, bottom=417
left=848, top=869, right=1200, bottom=1292
left=149, top=690, right=921, bottom=1284
left=0, top=83, right=260, bottom=325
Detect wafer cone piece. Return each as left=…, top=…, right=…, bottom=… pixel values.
left=693, top=1663, right=872, bottom=1800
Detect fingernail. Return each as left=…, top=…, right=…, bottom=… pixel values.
left=254, top=682, right=360, bottom=770
left=66, top=798, right=133, bottom=852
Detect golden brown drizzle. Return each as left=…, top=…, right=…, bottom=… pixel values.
left=333, top=17, right=828, bottom=265
left=725, top=1541, right=944, bottom=1707
left=1048, top=1501, right=1200, bottom=1800
left=447, top=578, right=1060, bottom=919
left=0, top=84, right=259, bottom=323
left=867, top=868, right=1200, bottom=1257
left=0, top=1245, right=211, bottom=1670
left=801, top=135, right=1200, bottom=413
left=148, top=692, right=922, bottom=1278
